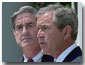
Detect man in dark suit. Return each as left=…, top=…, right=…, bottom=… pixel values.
left=37, top=5, right=82, bottom=62
left=11, top=5, right=53, bottom=62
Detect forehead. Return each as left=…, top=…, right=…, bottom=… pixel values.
left=15, top=12, right=36, bottom=24
left=37, top=11, right=53, bottom=24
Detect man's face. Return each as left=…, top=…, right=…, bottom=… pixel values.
left=37, top=12, right=64, bottom=55
left=14, top=12, right=39, bottom=48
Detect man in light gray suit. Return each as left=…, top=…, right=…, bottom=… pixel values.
left=37, top=5, right=82, bottom=62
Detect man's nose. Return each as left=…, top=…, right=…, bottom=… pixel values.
left=22, top=27, right=29, bottom=34
left=37, top=29, right=44, bottom=38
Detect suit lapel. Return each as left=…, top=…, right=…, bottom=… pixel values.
left=41, top=54, right=54, bottom=62
left=63, top=46, right=82, bottom=62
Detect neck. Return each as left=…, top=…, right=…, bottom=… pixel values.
left=53, top=40, right=75, bottom=58
left=22, top=46, right=41, bottom=58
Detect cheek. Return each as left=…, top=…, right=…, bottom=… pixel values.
left=31, top=30, right=37, bottom=39
left=45, top=31, right=55, bottom=42
left=45, top=33, right=53, bottom=47
left=45, top=31, right=61, bottom=47
left=47, top=35, right=55, bottom=46
left=31, top=28, right=37, bottom=35
left=52, top=32, right=64, bottom=48
left=15, top=33, right=21, bottom=43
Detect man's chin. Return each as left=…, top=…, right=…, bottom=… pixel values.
left=21, top=42, right=32, bottom=47
left=41, top=49, right=48, bottom=54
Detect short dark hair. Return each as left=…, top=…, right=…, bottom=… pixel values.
left=11, top=6, right=37, bottom=29
left=37, top=5, right=78, bottom=40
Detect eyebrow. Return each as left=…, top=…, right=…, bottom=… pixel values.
left=36, top=24, right=48, bottom=29
left=26, top=22, right=34, bottom=25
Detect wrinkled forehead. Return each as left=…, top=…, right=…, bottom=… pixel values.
left=15, top=12, right=36, bottom=25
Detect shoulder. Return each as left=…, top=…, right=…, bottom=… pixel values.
left=71, top=56, right=82, bottom=62
left=63, top=46, right=82, bottom=62
left=15, top=57, right=24, bottom=62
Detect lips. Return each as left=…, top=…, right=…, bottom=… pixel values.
left=22, top=37, right=32, bottom=41
left=38, top=37, right=45, bottom=45
left=40, top=42, right=45, bottom=44
left=24, top=38, right=32, bottom=40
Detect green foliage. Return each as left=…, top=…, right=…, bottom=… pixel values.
left=32, top=2, right=71, bottom=10
left=56, top=2, right=61, bottom=5
left=65, top=4, right=71, bottom=8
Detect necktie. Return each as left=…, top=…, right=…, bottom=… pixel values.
left=28, top=58, right=34, bottom=62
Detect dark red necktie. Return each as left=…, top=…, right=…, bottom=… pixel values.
left=28, top=58, right=34, bottom=62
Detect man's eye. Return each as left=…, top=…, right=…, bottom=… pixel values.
left=29, top=24, right=33, bottom=27
left=42, top=26, right=47, bottom=30
left=36, top=26, right=48, bottom=31
left=27, top=24, right=35, bottom=28
left=15, top=25, right=22, bottom=30
left=18, top=26, right=22, bottom=29
left=37, top=27, right=40, bottom=31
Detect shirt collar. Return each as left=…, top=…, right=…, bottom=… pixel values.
left=54, top=43, right=77, bottom=62
left=23, top=51, right=43, bottom=62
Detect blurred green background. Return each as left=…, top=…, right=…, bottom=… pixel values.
left=32, top=2, right=71, bottom=9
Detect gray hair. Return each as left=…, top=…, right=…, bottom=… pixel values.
left=11, top=6, right=37, bottom=29
left=37, top=5, right=78, bottom=40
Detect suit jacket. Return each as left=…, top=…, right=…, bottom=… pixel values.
left=19, top=54, right=54, bottom=62
left=63, top=46, right=82, bottom=62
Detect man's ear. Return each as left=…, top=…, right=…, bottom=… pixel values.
left=63, top=25, right=72, bottom=40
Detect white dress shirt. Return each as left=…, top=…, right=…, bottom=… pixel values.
left=54, top=43, right=77, bottom=62
left=23, top=51, right=43, bottom=62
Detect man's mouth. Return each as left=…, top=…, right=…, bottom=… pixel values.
left=39, top=38, right=45, bottom=45
left=22, top=38, right=32, bottom=41
left=40, top=42, right=45, bottom=44
left=39, top=41, right=46, bottom=46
